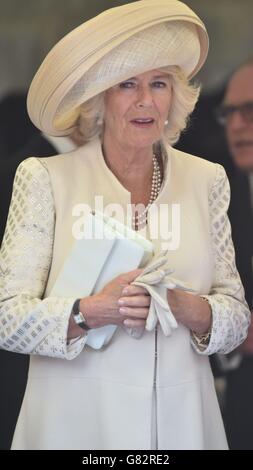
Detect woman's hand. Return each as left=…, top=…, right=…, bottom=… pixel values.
left=167, top=289, right=212, bottom=335
left=79, top=268, right=150, bottom=330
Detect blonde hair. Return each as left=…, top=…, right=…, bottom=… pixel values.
left=77, top=66, right=200, bottom=146
left=161, top=65, right=200, bottom=145
left=75, top=93, right=105, bottom=143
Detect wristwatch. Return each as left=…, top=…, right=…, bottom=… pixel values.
left=72, top=298, right=91, bottom=331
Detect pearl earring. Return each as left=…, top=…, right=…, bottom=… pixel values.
left=164, top=119, right=169, bottom=126
left=96, top=114, right=103, bottom=126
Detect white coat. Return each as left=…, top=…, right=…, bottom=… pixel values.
left=0, top=138, right=250, bottom=449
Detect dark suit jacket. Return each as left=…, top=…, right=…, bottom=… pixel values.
left=224, top=169, right=253, bottom=449
left=228, top=170, right=253, bottom=307
left=0, top=94, right=37, bottom=159
left=176, top=88, right=233, bottom=170
left=0, top=134, right=57, bottom=449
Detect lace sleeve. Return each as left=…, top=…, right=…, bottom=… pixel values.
left=0, top=158, right=86, bottom=360
left=191, top=164, right=251, bottom=355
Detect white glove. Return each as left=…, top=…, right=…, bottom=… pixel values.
left=133, top=250, right=194, bottom=336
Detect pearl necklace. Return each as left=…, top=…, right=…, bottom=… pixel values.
left=132, top=154, right=162, bottom=230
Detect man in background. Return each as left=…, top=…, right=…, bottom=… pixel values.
left=216, top=59, right=253, bottom=449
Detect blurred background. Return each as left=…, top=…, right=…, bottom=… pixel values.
left=1, top=0, right=253, bottom=98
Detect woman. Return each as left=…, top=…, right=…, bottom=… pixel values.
left=0, top=0, right=250, bottom=450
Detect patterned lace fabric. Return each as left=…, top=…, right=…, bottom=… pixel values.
left=0, top=158, right=250, bottom=359
left=191, top=164, right=250, bottom=355
left=0, top=158, right=86, bottom=359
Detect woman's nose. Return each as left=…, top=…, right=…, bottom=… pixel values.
left=135, top=86, right=153, bottom=108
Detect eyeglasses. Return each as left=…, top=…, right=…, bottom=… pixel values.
left=215, top=101, right=253, bottom=126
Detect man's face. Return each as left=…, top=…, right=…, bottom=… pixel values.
left=224, top=64, right=253, bottom=172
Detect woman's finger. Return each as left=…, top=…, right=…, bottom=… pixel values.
left=119, top=295, right=150, bottom=308
left=119, top=306, right=149, bottom=318
left=121, top=285, right=149, bottom=296
left=123, top=319, right=146, bottom=328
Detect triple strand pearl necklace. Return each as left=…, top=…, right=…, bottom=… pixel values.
left=132, top=154, right=162, bottom=230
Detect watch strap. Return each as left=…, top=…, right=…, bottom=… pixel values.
left=72, top=298, right=91, bottom=331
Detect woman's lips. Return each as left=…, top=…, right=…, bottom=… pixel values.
left=130, top=118, right=155, bottom=127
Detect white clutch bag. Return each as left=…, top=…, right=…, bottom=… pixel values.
left=50, top=211, right=154, bottom=349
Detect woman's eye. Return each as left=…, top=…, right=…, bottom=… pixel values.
left=152, top=81, right=167, bottom=88
left=119, top=81, right=136, bottom=89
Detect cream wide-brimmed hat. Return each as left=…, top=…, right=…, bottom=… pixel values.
left=27, top=0, right=209, bottom=136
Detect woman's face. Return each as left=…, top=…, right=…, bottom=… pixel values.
left=103, top=69, right=172, bottom=151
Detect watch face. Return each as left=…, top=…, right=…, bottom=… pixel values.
left=73, top=311, right=90, bottom=330
left=75, top=312, right=85, bottom=325
left=72, top=299, right=90, bottom=330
